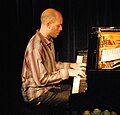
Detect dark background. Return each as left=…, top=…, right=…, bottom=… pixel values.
left=5, top=0, right=120, bottom=114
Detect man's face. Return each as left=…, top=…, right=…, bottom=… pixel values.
left=49, top=15, right=63, bottom=38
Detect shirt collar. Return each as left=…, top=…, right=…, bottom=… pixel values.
left=36, top=30, right=53, bottom=46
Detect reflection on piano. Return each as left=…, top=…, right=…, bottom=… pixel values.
left=72, top=49, right=88, bottom=94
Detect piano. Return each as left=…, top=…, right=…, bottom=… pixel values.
left=70, top=27, right=120, bottom=113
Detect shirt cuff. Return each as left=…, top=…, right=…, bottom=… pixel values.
left=63, top=63, right=70, bottom=69
left=60, top=69, right=69, bottom=80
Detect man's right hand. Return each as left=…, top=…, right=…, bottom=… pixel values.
left=68, top=68, right=86, bottom=78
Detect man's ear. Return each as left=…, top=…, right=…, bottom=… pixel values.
left=47, top=22, right=52, bottom=29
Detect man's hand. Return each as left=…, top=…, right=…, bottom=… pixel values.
left=70, top=63, right=86, bottom=70
left=68, top=68, right=86, bottom=78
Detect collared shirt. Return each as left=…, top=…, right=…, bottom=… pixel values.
left=21, top=30, right=70, bottom=102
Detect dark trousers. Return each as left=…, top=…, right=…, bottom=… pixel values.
left=29, top=84, right=72, bottom=109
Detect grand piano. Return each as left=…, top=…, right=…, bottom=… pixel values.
left=69, top=27, right=120, bottom=113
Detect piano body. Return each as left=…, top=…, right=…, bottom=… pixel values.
left=70, top=27, right=120, bottom=113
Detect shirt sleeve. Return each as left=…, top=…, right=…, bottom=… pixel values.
left=56, top=61, right=70, bottom=70
left=28, top=49, right=69, bottom=86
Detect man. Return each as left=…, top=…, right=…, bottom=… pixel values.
left=21, top=8, right=86, bottom=109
